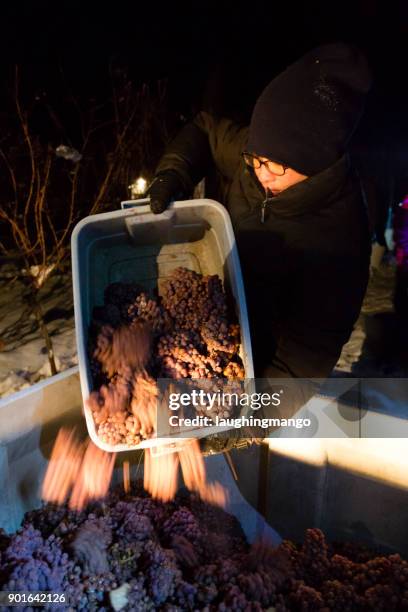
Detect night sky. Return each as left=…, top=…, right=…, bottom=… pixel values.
left=1, top=0, right=408, bottom=147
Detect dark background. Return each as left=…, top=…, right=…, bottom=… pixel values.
left=2, top=1, right=408, bottom=126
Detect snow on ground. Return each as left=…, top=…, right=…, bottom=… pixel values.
left=0, top=248, right=406, bottom=399
left=0, top=265, right=78, bottom=398
left=335, top=252, right=408, bottom=377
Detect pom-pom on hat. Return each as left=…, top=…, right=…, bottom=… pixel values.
left=247, top=43, right=372, bottom=176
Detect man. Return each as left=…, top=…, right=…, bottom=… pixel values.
left=149, top=43, right=372, bottom=384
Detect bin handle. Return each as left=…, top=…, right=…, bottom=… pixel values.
left=121, top=197, right=151, bottom=209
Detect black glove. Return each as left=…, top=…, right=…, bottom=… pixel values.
left=148, top=171, right=185, bottom=214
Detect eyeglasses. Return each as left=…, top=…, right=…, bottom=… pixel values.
left=242, top=151, right=288, bottom=176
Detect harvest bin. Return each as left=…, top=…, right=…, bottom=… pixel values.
left=0, top=369, right=407, bottom=557
left=71, top=199, right=254, bottom=453
left=0, top=369, right=277, bottom=546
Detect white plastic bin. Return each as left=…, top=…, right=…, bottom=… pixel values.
left=71, top=200, right=254, bottom=453
left=0, top=369, right=278, bottom=547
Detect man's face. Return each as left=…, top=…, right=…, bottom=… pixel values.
left=253, top=156, right=308, bottom=195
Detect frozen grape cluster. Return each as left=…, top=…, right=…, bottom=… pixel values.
left=127, top=292, right=170, bottom=335
left=157, top=330, right=212, bottom=379
left=2, top=491, right=408, bottom=610
left=87, top=269, right=245, bottom=447
left=161, top=268, right=226, bottom=330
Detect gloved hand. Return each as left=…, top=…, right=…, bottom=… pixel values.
left=148, top=171, right=185, bottom=214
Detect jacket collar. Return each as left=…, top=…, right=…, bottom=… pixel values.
left=255, top=154, right=351, bottom=218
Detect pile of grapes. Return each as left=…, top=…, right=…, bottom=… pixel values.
left=1, top=486, right=407, bottom=611
left=87, top=268, right=245, bottom=446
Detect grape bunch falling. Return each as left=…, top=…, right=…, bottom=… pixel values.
left=2, top=493, right=408, bottom=612
left=87, top=268, right=245, bottom=447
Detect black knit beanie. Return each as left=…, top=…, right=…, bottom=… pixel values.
left=247, top=43, right=372, bottom=176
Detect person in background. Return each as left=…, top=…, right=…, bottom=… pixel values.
left=394, top=195, right=408, bottom=319
left=149, top=43, right=372, bottom=384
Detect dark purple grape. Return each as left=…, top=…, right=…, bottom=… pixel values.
left=6, top=489, right=408, bottom=610
left=142, top=541, right=181, bottom=605
left=104, top=282, right=141, bottom=309
left=126, top=574, right=155, bottom=610
left=70, top=517, right=112, bottom=574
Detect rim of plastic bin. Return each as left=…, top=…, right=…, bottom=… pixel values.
left=71, top=199, right=254, bottom=452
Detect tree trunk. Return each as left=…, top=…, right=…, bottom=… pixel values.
left=28, top=285, right=58, bottom=376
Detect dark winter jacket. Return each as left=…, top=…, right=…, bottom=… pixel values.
left=157, top=111, right=371, bottom=379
